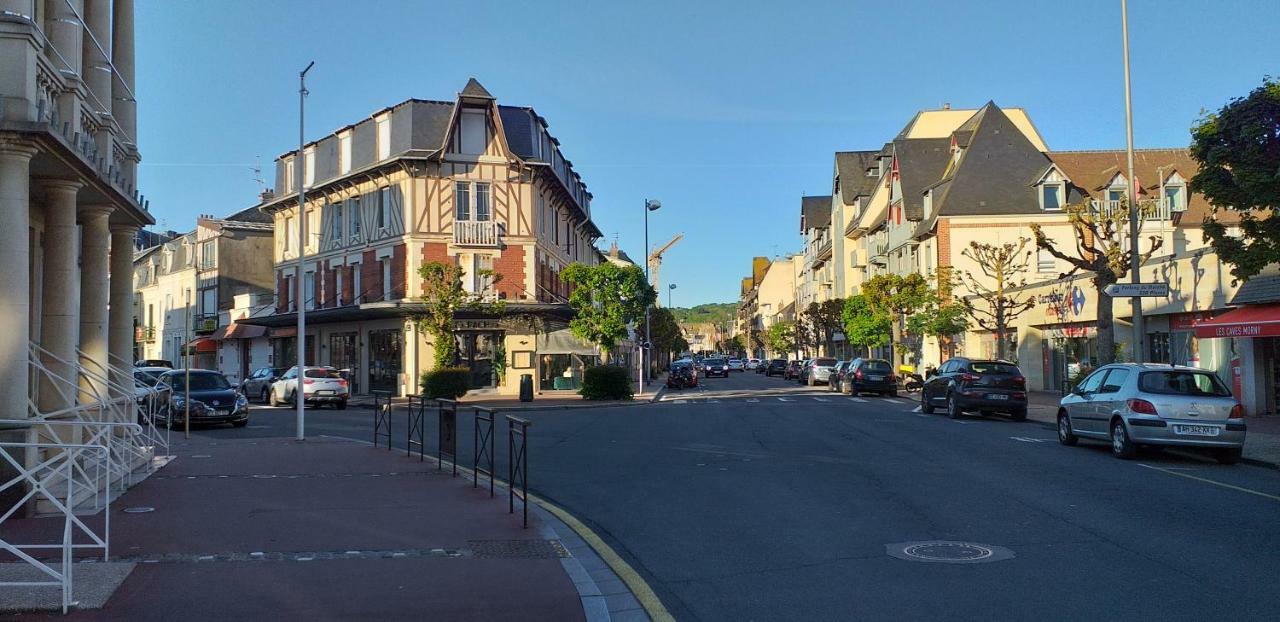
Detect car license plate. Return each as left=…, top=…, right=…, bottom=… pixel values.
left=988, top=394, right=1009, bottom=400
left=868, top=375, right=882, bottom=381
left=316, top=390, right=332, bottom=395
left=1174, top=424, right=1220, bottom=437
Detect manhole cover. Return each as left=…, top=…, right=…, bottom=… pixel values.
left=123, top=506, right=155, bottom=514
left=886, top=541, right=1013, bottom=564
left=467, top=539, right=568, bottom=559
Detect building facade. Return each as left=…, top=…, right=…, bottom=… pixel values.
left=249, top=79, right=605, bottom=397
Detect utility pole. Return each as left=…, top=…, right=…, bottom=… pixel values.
left=296, top=61, right=314, bottom=441
left=1121, top=0, right=1144, bottom=363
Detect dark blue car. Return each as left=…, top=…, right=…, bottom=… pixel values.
left=155, top=369, right=249, bottom=428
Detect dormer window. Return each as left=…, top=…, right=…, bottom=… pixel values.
left=866, top=166, right=878, bottom=177
left=1162, top=174, right=1187, bottom=212
left=1041, top=183, right=1063, bottom=210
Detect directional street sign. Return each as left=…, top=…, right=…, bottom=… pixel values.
left=1104, top=282, right=1170, bottom=298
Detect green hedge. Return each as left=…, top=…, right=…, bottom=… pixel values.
left=580, top=365, right=633, bottom=401
left=421, top=368, right=471, bottom=400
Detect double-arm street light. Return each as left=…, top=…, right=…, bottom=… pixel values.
left=642, top=199, right=661, bottom=396
left=668, top=283, right=677, bottom=309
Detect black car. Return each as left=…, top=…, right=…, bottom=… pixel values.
left=135, top=359, right=173, bottom=369
left=921, top=358, right=1027, bottom=420
left=703, top=357, right=730, bottom=378
left=765, top=359, right=787, bottom=377
left=241, top=366, right=288, bottom=403
left=155, top=369, right=249, bottom=428
left=843, top=358, right=897, bottom=396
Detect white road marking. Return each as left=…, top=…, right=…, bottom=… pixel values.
left=848, top=397, right=868, bottom=403
left=916, top=414, right=930, bottom=418
left=746, top=398, right=760, bottom=403
left=951, top=420, right=969, bottom=425
left=911, top=406, right=922, bottom=413
left=883, top=398, right=904, bottom=405
left=670, top=400, right=686, bottom=405
left=1138, top=463, right=1280, bottom=502
left=777, top=397, right=794, bottom=402
left=706, top=399, right=721, bottom=404
left=1010, top=436, right=1050, bottom=443
left=812, top=397, right=830, bottom=402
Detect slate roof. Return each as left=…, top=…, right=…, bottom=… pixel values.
left=894, top=137, right=952, bottom=222
left=834, top=151, right=880, bottom=206
left=460, top=77, right=495, bottom=99
left=800, top=195, right=833, bottom=232
left=1046, top=149, right=1233, bottom=227
left=1230, top=274, right=1280, bottom=305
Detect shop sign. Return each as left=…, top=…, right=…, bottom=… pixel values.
left=453, top=318, right=502, bottom=330
left=1170, top=311, right=1214, bottom=331
left=1039, top=286, right=1088, bottom=320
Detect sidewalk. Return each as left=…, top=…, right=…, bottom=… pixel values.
left=1026, top=391, right=1280, bottom=467
left=2, top=435, right=650, bottom=620
left=348, top=375, right=668, bottom=412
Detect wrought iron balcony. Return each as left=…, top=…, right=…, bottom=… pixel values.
left=454, top=220, right=500, bottom=247
left=193, top=314, right=219, bottom=334
left=135, top=325, right=157, bottom=343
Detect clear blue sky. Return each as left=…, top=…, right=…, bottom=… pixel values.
left=136, top=0, right=1279, bottom=308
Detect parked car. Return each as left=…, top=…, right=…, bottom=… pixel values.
left=746, top=359, right=761, bottom=371
left=703, top=357, right=730, bottom=378
left=801, top=358, right=837, bottom=386
left=667, top=360, right=699, bottom=389
left=1057, top=364, right=1245, bottom=463
left=134, top=359, right=173, bottom=369
left=728, top=359, right=745, bottom=372
left=241, top=367, right=288, bottom=403
left=153, top=369, right=249, bottom=428
left=921, top=358, right=1027, bottom=420
left=133, top=366, right=170, bottom=421
left=783, top=360, right=803, bottom=380
left=797, top=359, right=817, bottom=384
left=766, top=359, right=788, bottom=377
left=827, top=361, right=850, bottom=392
left=842, top=358, right=898, bottom=396
left=269, top=366, right=350, bottom=409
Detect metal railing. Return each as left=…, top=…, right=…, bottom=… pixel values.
left=453, top=220, right=500, bottom=247
left=406, top=395, right=425, bottom=461
left=507, top=415, right=531, bottom=529
left=473, top=407, right=496, bottom=498
left=372, top=391, right=393, bottom=450
left=1087, top=199, right=1172, bottom=221
left=437, top=399, right=459, bottom=477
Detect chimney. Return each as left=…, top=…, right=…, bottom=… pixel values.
left=260, top=188, right=275, bottom=203
left=942, top=102, right=951, bottom=110
left=609, top=240, right=619, bottom=258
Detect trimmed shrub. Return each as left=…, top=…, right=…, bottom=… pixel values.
left=580, top=365, right=633, bottom=401
left=421, top=368, right=471, bottom=400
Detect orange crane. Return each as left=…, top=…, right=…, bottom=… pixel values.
left=648, top=233, right=683, bottom=306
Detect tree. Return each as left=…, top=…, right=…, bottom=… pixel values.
left=643, top=306, right=683, bottom=366
left=562, top=262, right=655, bottom=358
left=862, top=273, right=933, bottom=367
left=1190, top=77, right=1280, bottom=281
left=801, top=300, right=844, bottom=356
left=906, top=297, right=969, bottom=360
left=417, top=261, right=503, bottom=369
left=841, top=295, right=891, bottom=357
left=765, top=321, right=796, bottom=358
left=1031, top=199, right=1162, bottom=365
left=956, top=239, right=1036, bottom=360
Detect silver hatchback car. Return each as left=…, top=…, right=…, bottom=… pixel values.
left=1057, top=364, right=1245, bottom=463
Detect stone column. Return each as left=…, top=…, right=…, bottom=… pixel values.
left=0, top=139, right=37, bottom=421
left=109, top=223, right=138, bottom=396
left=111, top=0, right=137, bottom=183
left=46, top=0, right=85, bottom=130
left=36, top=180, right=82, bottom=413
left=81, top=0, right=112, bottom=157
left=78, top=205, right=112, bottom=403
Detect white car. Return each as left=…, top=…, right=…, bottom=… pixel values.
left=132, top=366, right=171, bottom=421
left=269, top=366, right=350, bottom=409
left=728, top=359, right=745, bottom=372
left=746, top=359, right=761, bottom=370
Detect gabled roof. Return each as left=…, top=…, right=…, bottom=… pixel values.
left=800, top=195, right=832, bottom=232
left=1047, top=148, right=1231, bottom=227
left=894, top=137, right=952, bottom=222
left=834, top=151, right=880, bottom=206
left=460, top=77, right=495, bottom=99
left=1232, top=274, right=1280, bottom=305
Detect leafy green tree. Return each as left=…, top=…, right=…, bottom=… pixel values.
left=766, top=321, right=796, bottom=358
left=802, top=300, right=845, bottom=356
left=562, top=262, right=655, bottom=358
left=417, top=261, right=503, bottom=369
left=642, top=306, right=684, bottom=366
left=862, top=273, right=933, bottom=367
left=841, top=295, right=890, bottom=357
left=906, top=298, right=969, bottom=360
left=955, top=239, right=1036, bottom=360
left=1190, top=77, right=1280, bottom=281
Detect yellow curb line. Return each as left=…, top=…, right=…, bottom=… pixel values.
left=529, top=492, right=675, bottom=622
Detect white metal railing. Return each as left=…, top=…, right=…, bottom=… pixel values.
left=454, top=220, right=500, bottom=247
left=1088, top=199, right=1172, bottom=221
left=0, top=441, right=112, bottom=614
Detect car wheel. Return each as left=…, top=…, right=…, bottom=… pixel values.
left=921, top=392, right=935, bottom=414
left=1110, top=419, right=1136, bottom=459
left=289, top=391, right=298, bottom=407
left=1010, top=408, right=1027, bottom=421
left=1057, top=411, right=1078, bottom=446
left=1215, top=447, right=1242, bottom=465
left=337, top=400, right=347, bottom=410
left=946, top=393, right=962, bottom=419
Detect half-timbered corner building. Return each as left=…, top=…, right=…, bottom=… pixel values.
left=248, top=78, right=605, bottom=397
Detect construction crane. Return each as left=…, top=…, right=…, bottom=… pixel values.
left=648, top=233, right=683, bottom=306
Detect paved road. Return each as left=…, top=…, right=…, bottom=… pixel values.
left=200, top=370, right=1280, bottom=621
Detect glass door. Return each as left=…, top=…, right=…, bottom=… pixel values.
left=329, top=332, right=359, bottom=394
left=368, top=329, right=403, bottom=395
left=455, top=331, right=501, bottom=389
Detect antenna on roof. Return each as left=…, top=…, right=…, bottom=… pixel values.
left=251, top=155, right=265, bottom=191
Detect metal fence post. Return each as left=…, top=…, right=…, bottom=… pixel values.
left=506, top=415, right=531, bottom=528
left=473, top=407, right=495, bottom=497
left=437, top=398, right=457, bottom=477
left=406, top=394, right=425, bottom=460
left=372, top=390, right=392, bottom=450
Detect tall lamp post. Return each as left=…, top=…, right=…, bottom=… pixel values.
left=668, top=283, right=677, bottom=309
left=1120, top=0, right=1144, bottom=363
left=642, top=199, right=661, bottom=396
left=295, top=61, right=314, bottom=441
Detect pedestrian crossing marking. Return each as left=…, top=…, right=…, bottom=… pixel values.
left=849, top=397, right=868, bottom=403
left=1011, top=436, right=1049, bottom=443
left=883, top=398, right=904, bottom=405
left=911, top=406, right=922, bottom=413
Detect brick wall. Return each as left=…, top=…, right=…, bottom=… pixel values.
left=324, top=260, right=338, bottom=308
left=937, top=217, right=951, bottom=268
left=391, top=244, right=406, bottom=299
left=495, top=245, right=526, bottom=300
left=362, top=249, right=379, bottom=302
left=342, top=264, right=354, bottom=304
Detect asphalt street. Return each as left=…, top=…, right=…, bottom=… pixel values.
left=197, top=371, right=1280, bottom=621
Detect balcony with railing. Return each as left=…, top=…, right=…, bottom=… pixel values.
left=193, top=314, right=219, bottom=334
left=454, top=220, right=501, bottom=247
left=1087, top=198, right=1181, bottom=222
left=135, top=325, right=157, bottom=343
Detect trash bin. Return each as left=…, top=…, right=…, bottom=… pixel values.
left=519, top=374, right=534, bottom=402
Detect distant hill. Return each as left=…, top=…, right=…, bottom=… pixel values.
left=670, top=302, right=736, bottom=327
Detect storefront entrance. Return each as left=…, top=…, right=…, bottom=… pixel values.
left=1041, top=324, right=1097, bottom=393
left=368, top=329, right=403, bottom=395
left=329, top=332, right=359, bottom=394
left=456, top=331, right=502, bottom=389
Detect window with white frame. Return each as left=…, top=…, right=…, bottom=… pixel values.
left=335, top=266, right=344, bottom=306
left=475, top=183, right=490, bottom=221
left=454, top=181, right=490, bottom=221
left=377, top=187, right=391, bottom=230
left=382, top=259, right=392, bottom=300
left=460, top=109, right=487, bottom=155
left=351, top=263, right=362, bottom=303
left=338, top=131, right=352, bottom=175
left=304, top=270, right=315, bottom=310
left=375, top=114, right=391, bottom=160
left=284, top=216, right=296, bottom=253
left=1041, top=183, right=1063, bottom=210
left=349, top=196, right=362, bottom=239
left=283, top=157, right=295, bottom=191
left=456, top=182, right=471, bottom=221
left=1037, top=248, right=1055, bottom=273
left=1163, top=183, right=1185, bottom=212
left=303, top=146, right=315, bottom=187
left=330, top=203, right=343, bottom=243
left=199, top=240, right=215, bottom=269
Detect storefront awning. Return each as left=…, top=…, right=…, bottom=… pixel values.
left=270, top=327, right=298, bottom=338
left=185, top=337, right=218, bottom=353
left=221, top=323, right=267, bottom=340
left=538, top=329, right=598, bottom=356
left=1193, top=304, right=1280, bottom=339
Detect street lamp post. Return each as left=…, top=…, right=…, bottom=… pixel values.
left=668, top=283, right=677, bottom=309
left=1120, top=0, right=1144, bottom=364
left=642, top=199, right=661, bottom=396
left=296, top=61, right=314, bottom=441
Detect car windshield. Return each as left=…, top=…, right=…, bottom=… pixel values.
left=863, top=360, right=892, bottom=373
left=814, top=358, right=837, bottom=366
left=134, top=370, right=164, bottom=385
left=168, top=373, right=231, bottom=391
left=305, top=368, right=341, bottom=379
left=970, top=362, right=1020, bottom=375
left=1139, top=370, right=1231, bottom=397
left=706, top=358, right=726, bottom=365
